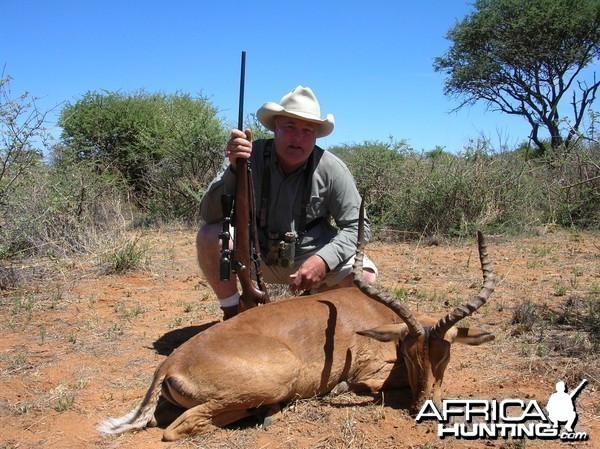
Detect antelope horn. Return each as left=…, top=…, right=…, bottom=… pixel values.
left=431, top=231, right=494, bottom=338
left=353, top=197, right=425, bottom=337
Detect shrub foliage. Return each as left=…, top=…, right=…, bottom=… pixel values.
left=331, top=137, right=600, bottom=237
left=57, top=90, right=228, bottom=221
left=1, top=74, right=599, bottom=282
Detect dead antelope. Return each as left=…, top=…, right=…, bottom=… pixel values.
left=98, top=227, right=494, bottom=441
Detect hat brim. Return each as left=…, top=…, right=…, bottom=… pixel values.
left=257, top=102, right=334, bottom=138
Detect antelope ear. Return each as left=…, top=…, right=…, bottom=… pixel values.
left=446, top=327, right=495, bottom=345
left=357, top=324, right=409, bottom=342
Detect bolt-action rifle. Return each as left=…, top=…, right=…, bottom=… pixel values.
left=219, top=51, right=269, bottom=311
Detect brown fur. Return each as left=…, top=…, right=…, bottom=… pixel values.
left=98, top=288, right=493, bottom=441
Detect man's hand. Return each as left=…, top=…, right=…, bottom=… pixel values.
left=226, top=128, right=252, bottom=166
left=290, top=255, right=328, bottom=293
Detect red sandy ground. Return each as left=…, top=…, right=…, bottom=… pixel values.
left=0, top=227, right=598, bottom=448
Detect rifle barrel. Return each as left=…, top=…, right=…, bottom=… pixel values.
left=238, top=51, right=246, bottom=130
left=569, top=378, right=588, bottom=398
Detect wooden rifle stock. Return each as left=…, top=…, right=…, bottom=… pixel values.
left=232, top=51, right=269, bottom=311
left=234, top=156, right=269, bottom=310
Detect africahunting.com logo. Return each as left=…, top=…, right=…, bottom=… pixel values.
left=416, top=379, right=589, bottom=442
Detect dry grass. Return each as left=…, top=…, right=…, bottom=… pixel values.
left=0, top=228, right=598, bottom=448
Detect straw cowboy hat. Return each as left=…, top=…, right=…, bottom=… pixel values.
left=256, top=86, right=335, bottom=138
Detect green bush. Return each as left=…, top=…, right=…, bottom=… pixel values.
left=57, top=90, right=228, bottom=222
left=101, top=236, right=149, bottom=275
left=333, top=138, right=600, bottom=238
left=330, top=139, right=410, bottom=228
left=551, top=144, right=600, bottom=228
left=3, top=71, right=599, bottom=281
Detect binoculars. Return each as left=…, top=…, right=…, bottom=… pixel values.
left=265, top=231, right=297, bottom=268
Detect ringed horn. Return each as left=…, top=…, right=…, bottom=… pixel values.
left=352, top=198, right=495, bottom=409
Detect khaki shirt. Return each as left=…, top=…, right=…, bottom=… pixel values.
left=199, top=139, right=371, bottom=271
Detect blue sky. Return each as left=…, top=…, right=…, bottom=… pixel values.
left=1, top=0, right=565, bottom=152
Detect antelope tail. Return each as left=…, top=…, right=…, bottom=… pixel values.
left=97, top=373, right=165, bottom=436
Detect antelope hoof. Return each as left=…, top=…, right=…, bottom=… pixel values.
left=330, top=381, right=350, bottom=396
left=252, top=403, right=282, bottom=430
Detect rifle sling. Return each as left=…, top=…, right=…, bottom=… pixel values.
left=248, top=165, right=266, bottom=291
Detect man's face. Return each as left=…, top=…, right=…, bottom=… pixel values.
left=273, top=116, right=318, bottom=173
